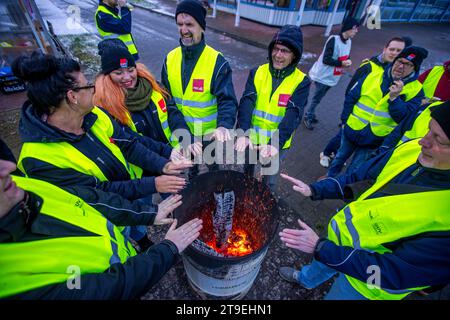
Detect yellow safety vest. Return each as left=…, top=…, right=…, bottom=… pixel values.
left=125, top=91, right=179, bottom=147
left=18, top=106, right=143, bottom=181
left=347, top=68, right=423, bottom=137
left=0, top=176, right=136, bottom=299
left=359, top=60, right=383, bottom=73
left=398, top=100, right=444, bottom=145
left=327, top=139, right=450, bottom=300
left=166, top=45, right=220, bottom=136
left=249, top=64, right=306, bottom=149
left=422, top=65, right=445, bottom=99
left=95, top=5, right=138, bottom=56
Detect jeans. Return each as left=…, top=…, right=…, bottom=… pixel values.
left=305, top=82, right=332, bottom=121
left=297, top=259, right=366, bottom=300
left=244, top=148, right=287, bottom=193
left=327, top=131, right=375, bottom=177
left=323, top=129, right=342, bottom=157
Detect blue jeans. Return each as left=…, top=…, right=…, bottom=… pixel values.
left=327, top=131, right=375, bottom=177
left=297, top=259, right=366, bottom=300
left=305, top=82, right=332, bottom=121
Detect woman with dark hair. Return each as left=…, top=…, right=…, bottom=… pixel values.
left=94, top=43, right=202, bottom=157
left=13, top=52, right=193, bottom=249
left=13, top=51, right=191, bottom=207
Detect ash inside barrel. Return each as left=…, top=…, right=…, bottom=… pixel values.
left=213, top=191, right=235, bottom=250
left=191, top=239, right=225, bottom=257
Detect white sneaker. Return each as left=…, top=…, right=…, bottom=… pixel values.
left=319, top=152, right=331, bottom=168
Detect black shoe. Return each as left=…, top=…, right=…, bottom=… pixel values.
left=311, top=118, right=319, bottom=124
left=279, top=267, right=300, bottom=284
left=303, top=118, right=314, bottom=130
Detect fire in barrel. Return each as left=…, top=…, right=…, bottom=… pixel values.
left=174, top=170, right=279, bottom=299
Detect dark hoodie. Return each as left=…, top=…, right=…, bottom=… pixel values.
left=19, top=101, right=170, bottom=200
left=237, top=25, right=311, bottom=148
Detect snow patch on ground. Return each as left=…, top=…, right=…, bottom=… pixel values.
left=36, top=0, right=91, bottom=35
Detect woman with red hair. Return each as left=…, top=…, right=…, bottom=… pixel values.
left=94, top=42, right=202, bottom=158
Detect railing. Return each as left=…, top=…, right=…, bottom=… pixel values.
left=215, top=0, right=348, bottom=26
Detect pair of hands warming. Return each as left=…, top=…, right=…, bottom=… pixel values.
left=278, top=173, right=319, bottom=254
left=152, top=194, right=203, bottom=253
left=234, top=136, right=279, bottom=158
left=155, top=127, right=233, bottom=193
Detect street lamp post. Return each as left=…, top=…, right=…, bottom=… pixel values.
left=295, top=0, right=306, bottom=26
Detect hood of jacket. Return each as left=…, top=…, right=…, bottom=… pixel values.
left=268, top=25, right=303, bottom=68
left=19, top=100, right=96, bottom=143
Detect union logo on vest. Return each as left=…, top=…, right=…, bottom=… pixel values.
left=193, top=79, right=204, bottom=92
left=158, top=99, right=167, bottom=113
left=278, top=94, right=291, bottom=107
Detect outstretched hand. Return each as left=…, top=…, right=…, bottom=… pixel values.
left=154, top=194, right=182, bottom=225
left=165, top=218, right=203, bottom=253
left=279, top=219, right=319, bottom=254
left=280, top=173, right=312, bottom=197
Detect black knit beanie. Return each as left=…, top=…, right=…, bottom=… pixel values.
left=430, top=100, right=450, bottom=140
left=341, top=17, right=359, bottom=33
left=394, top=46, right=429, bottom=71
left=175, top=0, right=206, bottom=30
left=98, top=43, right=136, bottom=75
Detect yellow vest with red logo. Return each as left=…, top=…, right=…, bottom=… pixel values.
left=166, top=45, right=220, bottom=136
left=249, top=63, right=306, bottom=149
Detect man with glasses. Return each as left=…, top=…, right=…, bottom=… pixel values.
left=327, top=46, right=428, bottom=177
left=235, top=25, right=310, bottom=192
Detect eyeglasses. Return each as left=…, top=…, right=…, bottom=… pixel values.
left=72, top=83, right=96, bottom=93
left=395, top=59, right=414, bottom=69
left=273, top=47, right=292, bottom=55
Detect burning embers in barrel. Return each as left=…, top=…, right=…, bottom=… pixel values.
left=191, top=187, right=272, bottom=257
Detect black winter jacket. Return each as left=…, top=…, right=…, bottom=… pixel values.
left=19, top=101, right=170, bottom=200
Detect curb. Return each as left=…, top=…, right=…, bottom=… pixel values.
left=132, top=3, right=267, bottom=49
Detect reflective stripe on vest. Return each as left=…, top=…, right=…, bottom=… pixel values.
left=422, top=66, right=445, bottom=99
left=327, top=140, right=450, bottom=300
left=166, top=45, right=220, bottom=136
left=95, top=6, right=138, bottom=55
left=17, top=107, right=142, bottom=181
left=398, top=101, right=444, bottom=145
left=347, top=68, right=423, bottom=137
left=249, top=64, right=306, bottom=149
left=0, top=176, right=136, bottom=298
